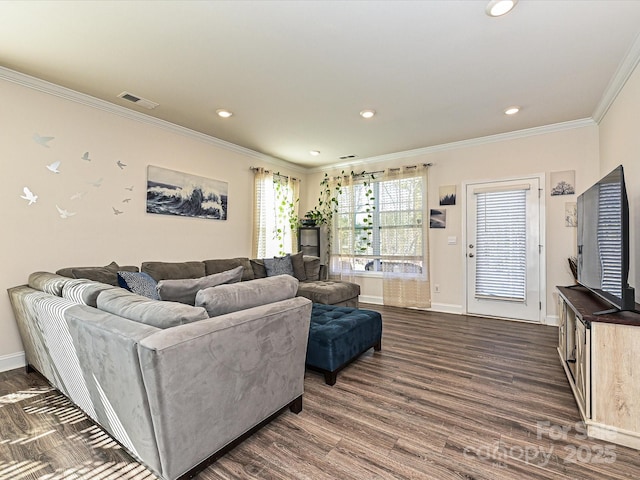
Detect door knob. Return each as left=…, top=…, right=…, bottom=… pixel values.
left=469, top=244, right=474, bottom=248
left=468, top=253, right=475, bottom=258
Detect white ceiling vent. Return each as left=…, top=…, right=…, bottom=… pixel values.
left=117, top=91, right=159, bottom=110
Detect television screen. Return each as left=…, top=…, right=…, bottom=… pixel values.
left=577, top=165, right=635, bottom=312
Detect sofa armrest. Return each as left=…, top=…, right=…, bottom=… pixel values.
left=137, top=296, right=312, bottom=480
left=64, top=305, right=163, bottom=474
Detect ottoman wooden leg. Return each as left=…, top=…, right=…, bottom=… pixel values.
left=324, top=371, right=337, bottom=386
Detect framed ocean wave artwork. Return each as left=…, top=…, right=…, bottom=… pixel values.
left=146, top=165, right=228, bottom=220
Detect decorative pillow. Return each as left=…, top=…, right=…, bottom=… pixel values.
left=97, top=289, right=208, bottom=329
left=195, top=275, right=299, bottom=317
left=250, top=258, right=267, bottom=279
left=290, top=251, right=307, bottom=281
left=204, top=258, right=255, bottom=281
left=263, top=255, right=294, bottom=277
left=66, top=262, right=139, bottom=286
left=156, top=266, right=244, bottom=304
left=57, top=261, right=138, bottom=284
left=303, top=255, right=322, bottom=281
left=118, top=271, right=160, bottom=300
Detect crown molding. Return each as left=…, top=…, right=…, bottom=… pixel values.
left=0, top=66, right=307, bottom=174
left=0, top=65, right=604, bottom=177
left=306, top=118, right=597, bottom=174
left=592, top=31, right=640, bottom=123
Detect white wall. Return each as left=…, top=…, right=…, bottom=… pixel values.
left=0, top=75, right=303, bottom=369
left=4, top=61, right=638, bottom=371
left=599, top=61, right=640, bottom=299
left=305, top=124, right=600, bottom=322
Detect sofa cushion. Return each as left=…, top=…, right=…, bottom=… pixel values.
left=303, top=256, right=321, bottom=281
left=195, top=275, right=299, bottom=317
left=62, top=279, right=119, bottom=307
left=97, top=289, right=208, bottom=328
left=204, top=258, right=255, bottom=281
left=264, top=256, right=294, bottom=277
left=290, top=251, right=307, bottom=282
left=118, top=271, right=160, bottom=300
left=28, top=272, right=74, bottom=296
left=141, top=261, right=206, bottom=282
left=250, top=258, right=267, bottom=279
left=57, top=261, right=139, bottom=286
left=297, top=280, right=360, bottom=305
left=157, top=266, right=244, bottom=305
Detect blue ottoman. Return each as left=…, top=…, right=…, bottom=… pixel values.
left=307, top=303, right=382, bottom=385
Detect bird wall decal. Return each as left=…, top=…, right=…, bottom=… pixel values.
left=56, top=205, right=76, bottom=219
left=112, top=207, right=123, bottom=215
left=70, top=192, right=86, bottom=200
left=21, top=187, right=38, bottom=205
left=46, top=161, right=61, bottom=173
left=33, top=133, right=54, bottom=147
left=125, top=185, right=134, bottom=191
left=89, top=178, right=103, bottom=187
left=116, top=160, right=127, bottom=169
left=122, top=198, right=131, bottom=203
left=81, top=152, right=91, bottom=161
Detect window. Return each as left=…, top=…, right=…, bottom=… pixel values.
left=252, top=169, right=300, bottom=258
left=332, top=172, right=425, bottom=274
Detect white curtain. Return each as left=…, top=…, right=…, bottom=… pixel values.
left=252, top=168, right=300, bottom=258
left=380, top=165, right=430, bottom=308
left=329, top=173, right=358, bottom=284
left=328, top=166, right=430, bottom=308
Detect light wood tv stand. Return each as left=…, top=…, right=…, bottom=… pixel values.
left=557, top=285, right=640, bottom=450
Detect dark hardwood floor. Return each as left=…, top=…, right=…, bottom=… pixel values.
left=2, top=304, right=640, bottom=479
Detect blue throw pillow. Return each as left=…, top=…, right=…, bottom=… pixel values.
left=263, top=255, right=295, bottom=277
left=118, top=271, right=160, bottom=300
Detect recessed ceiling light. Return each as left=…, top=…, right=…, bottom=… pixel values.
left=504, top=106, right=521, bottom=115
left=309, top=150, right=320, bottom=156
left=360, top=109, right=376, bottom=119
left=486, top=0, right=518, bottom=17
left=216, top=109, right=233, bottom=118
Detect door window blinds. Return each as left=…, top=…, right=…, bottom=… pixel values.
left=474, top=188, right=527, bottom=302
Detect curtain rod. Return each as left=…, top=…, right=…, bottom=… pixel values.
left=351, top=162, right=433, bottom=177
left=250, top=167, right=301, bottom=182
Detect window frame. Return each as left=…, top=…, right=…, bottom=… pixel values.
left=332, top=173, right=426, bottom=275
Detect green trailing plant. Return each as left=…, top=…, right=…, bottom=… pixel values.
left=307, top=172, right=343, bottom=226
left=358, top=173, right=376, bottom=253
left=307, top=170, right=377, bottom=260
left=305, top=172, right=344, bottom=266
left=273, top=173, right=299, bottom=256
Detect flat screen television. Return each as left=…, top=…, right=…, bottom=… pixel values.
left=577, top=164, right=636, bottom=314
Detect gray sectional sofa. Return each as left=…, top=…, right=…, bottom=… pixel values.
left=8, top=270, right=311, bottom=480
left=7, top=254, right=360, bottom=479
left=136, top=254, right=360, bottom=308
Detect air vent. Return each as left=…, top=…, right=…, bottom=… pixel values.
left=117, top=91, right=159, bottom=110
left=339, top=154, right=357, bottom=160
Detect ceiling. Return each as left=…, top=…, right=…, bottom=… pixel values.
left=2, top=1, right=640, bottom=169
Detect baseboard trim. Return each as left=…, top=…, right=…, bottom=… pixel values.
left=545, top=315, right=560, bottom=326
left=0, top=351, right=26, bottom=373
left=359, top=297, right=463, bottom=315
left=428, top=303, right=464, bottom=315
left=359, top=295, right=383, bottom=305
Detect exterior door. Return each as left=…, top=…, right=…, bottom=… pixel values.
left=465, top=177, right=542, bottom=322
